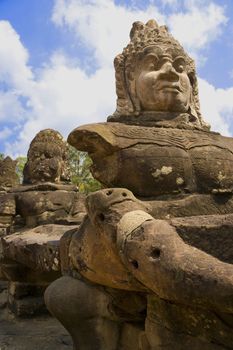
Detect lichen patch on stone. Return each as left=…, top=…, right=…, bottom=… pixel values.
left=176, top=177, right=184, bottom=185
left=217, top=171, right=226, bottom=182
left=152, top=166, right=173, bottom=178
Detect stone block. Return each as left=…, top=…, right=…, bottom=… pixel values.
left=8, top=281, right=47, bottom=299
left=8, top=294, right=47, bottom=317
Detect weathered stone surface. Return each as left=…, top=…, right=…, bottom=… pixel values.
left=0, top=222, right=80, bottom=317
left=119, top=323, right=148, bottom=350
left=9, top=281, right=46, bottom=299
left=0, top=184, right=85, bottom=232
left=45, top=276, right=123, bottom=350
left=0, top=261, right=59, bottom=283
left=0, top=133, right=85, bottom=320
left=46, top=19, right=233, bottom=350
left=146, top=294, right=233, bottom=349
left=1, top=224, right=78, bottom=272
left=68, top=123, right=233, bottom=197
left=11, top=182, right=78, bottom=193
left=0, top=140, right=86, bottom=324
left=0, top=194, right=16, bottom=216
left=15, top=190, right=85, bottom=227
left=0, top=157, right=19, bottom=190
left=45, top=276, right=146, bottom=350
left=23, top=129, right=70, bottom=184
left=68, top=189, right=147, bottom=291
left=8, top=294, right=47, bottom=317
left=46, top=188, right=233, bottom=349
left=0, top=282, right=7, bottom=309
left=1, top=182, right=85, bottom=230
left=0, top=194, right=16, bottom=234
left=171, top=213, right=233, bottom=263
left=0, top=312, right=72, bottom=350
left=117, top=210, right=233, bottom=314
left=146, top=193, right=233, bottom=218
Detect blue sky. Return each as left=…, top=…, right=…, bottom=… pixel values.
left=0, top=0, right=233, bottom=156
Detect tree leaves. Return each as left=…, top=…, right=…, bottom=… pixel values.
left=1, top=148, right=102, bottom=193
left=68, top=145, right=102, bottom=193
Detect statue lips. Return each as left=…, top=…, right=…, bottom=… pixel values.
left=155, top=82, right=182, bottom=93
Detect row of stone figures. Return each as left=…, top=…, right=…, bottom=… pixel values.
left=0, top=129, right=86, bottom=317
left=1, top=19, right=233, bottom=349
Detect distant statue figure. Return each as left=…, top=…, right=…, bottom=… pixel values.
left=0, top=129, right=82, bottom=232
left=23, top=129, right=70, bottom=184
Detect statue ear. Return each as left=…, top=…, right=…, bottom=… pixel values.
left=189, top=73, right=210, bottom=130
left=187, top=73, right=201, bottom=125
left=185, top=77, right=197, bottom=123
left=113, top=54, right=135, bottom=117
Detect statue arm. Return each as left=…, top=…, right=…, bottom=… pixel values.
left=117, top=210, right=233, bottom=313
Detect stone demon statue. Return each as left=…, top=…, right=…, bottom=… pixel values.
left=45, top=20, right=233, bottom=350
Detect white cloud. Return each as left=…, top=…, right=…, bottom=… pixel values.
left=0, top=91, right=25, bottom=122
left=0, top=1, right=232, bottom=158
left=0, top=126, right=12, bottom=141
left=198, top=78, right=233, bottom=136
left=0, top=21, right=34, bottom=157
left=52, top=0, right=227, bottom=68
left=4, top=53, right=116, bottom=157
left=169, top=3, right=227, bottom=63
left=0, top=21, right=33, bottom=90
left=52, top=0, right=165, bottom=67
left=26, top=53, right=116, bottom=133
left=160, top=0, right=180, bottom=7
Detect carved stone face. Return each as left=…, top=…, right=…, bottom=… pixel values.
left=135, top=46, right=191, bottom=113
left=23, top=129, right=70, bottom=184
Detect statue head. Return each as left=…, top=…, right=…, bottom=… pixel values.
left=23, top=129, right=70, bottom=184
left=111, top=19, right=208, bottom=129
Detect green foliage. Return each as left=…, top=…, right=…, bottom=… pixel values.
left=68, top=146, right=102, bottom=193
left=0, top=153, right=26, bottom=184
left=16, top=156, right=27, bottom=183
left=0, top=147, right=101, bottom=192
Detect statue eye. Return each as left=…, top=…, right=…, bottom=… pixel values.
left=173, top=57, right=186, bottom=73
left=141, top=54, right=159, bottom=71
left=177, top=64, right=184, bottom=73
left=148, top=62, right=156, bottom=70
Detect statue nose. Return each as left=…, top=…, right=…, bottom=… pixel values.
left=160, top=62, right=179, bottom=81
